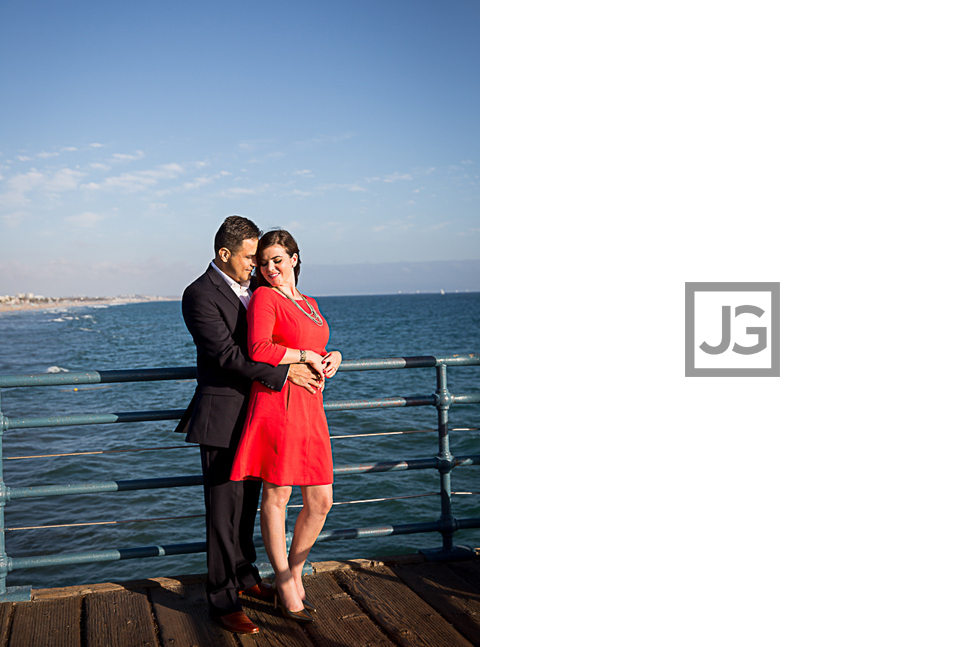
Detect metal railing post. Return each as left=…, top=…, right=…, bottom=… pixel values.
left=0, top=388, right=7, bottom=594
left=436, top=364, right=455, bottom=552
left=0, top=389, right=30, bottom=600
left=421, top=362, right=475, bottom=561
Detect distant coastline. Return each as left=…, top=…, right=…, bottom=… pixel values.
left=0, top=294, right=179, bottom=314
left=0, top=291, right=479, bottom=314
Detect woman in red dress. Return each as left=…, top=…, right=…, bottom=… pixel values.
left=230, top=229, right=342, bottom=623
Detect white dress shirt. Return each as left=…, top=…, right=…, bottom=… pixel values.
left=210, top=261, right=252, bottom=309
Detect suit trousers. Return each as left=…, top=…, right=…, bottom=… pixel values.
left=199, top=443, right=263, bottom=615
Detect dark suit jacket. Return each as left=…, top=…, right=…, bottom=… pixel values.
left=175, top=264, right=288, bottom=448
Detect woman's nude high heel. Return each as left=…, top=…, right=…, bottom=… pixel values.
left=276, top=594, right=313, bottom=623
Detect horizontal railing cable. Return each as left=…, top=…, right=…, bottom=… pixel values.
left=4, top=455, right=480, bottom=500
left=331, top=427, right=479, bottom=439
left=0, top=354, right=479, bottom=389
left=3, top=428, right=481, bottom=461
left=8, top=513, right=204, bottom=531
left=2, top=394, right=480, bottom=430
left=6, top=492, right=481, bottom=531
left=4, top=445, right=193, bottom=460
left=7, top=516, right=481, bottom=572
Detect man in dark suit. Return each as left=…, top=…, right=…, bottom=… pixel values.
left=175, top=216, right=320, bottom=635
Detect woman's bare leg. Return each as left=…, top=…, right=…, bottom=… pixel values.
left=288, top=484, right=333, bottom=601
left=260, top=482, right=304, bottom=612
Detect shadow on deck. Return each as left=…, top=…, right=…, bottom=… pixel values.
left=0, top=551, right=480, bottom=647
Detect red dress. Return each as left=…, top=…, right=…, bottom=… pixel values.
left=230, top=287, right=333, bottom=486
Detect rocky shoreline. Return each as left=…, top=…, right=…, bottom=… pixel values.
left=0, top=295, right=179, bottom=314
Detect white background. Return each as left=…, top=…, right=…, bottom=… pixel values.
left=485, top=2, right=970, bottom=645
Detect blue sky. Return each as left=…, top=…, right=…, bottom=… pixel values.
left=0, top=0, right=479, bottom=296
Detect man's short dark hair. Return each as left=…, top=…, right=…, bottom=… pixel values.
left=214, top=216, right=261, bottom=255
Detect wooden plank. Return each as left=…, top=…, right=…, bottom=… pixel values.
left=84, top=588, right=159, bottom=647
left=148, top=582, right=237, bottom=647
left=32, top=574, right=207, bottom=602
left=32, top=582, right=135, bottom=602
left=444, top=560, right=479, bottom=590
left=301, top=571, right=396, bottom=647
left=370, top=554, right=427, bottom=567
left=8, top=596, right=81, bottom=647
left=235, top=587, right=315, bottom=647
left=335, top=564, right=474, bottom=647
left=0, top=601, right=14, bottom=647
left=391, top=562, right=479, bottom=646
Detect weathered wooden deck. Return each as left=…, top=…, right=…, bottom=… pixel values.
left=0, top=552, right=479, bottom=647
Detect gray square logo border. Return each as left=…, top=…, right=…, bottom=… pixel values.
left=685, top=282, right=780, bottom=377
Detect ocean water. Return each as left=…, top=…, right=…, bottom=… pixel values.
left=0, top=293, right=479, bottom=589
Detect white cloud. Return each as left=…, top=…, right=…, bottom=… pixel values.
left=182, top=177, right=213, bottom=191
left=366, top=172, right=414, bottom=184
left=294, top=133, right=355, bottom=148
left=1, top=211, right=28, bottom=228
left=0, top=168, right=85, bottom=207
left=15, top=155, right=30, bottom=162
left=371, top=218, right=415, bottom=233
left=319, top=182, right=366, bottom=193
left=112, top=150, right=145, bottom=162
left=214, top=184, right=270, bottom=197
left=238, top=139, right=274, bottom=152
left=65, top=212, right=106, bottom=227
left=46, top=169, right=85, bottom=192
left=294, top=169, right=313, bottom=177
left=89, top=143, right=105, bottom=148
left=247, top=151, right=284, bottom=164
left=182, top=172, right=227, bottom=191
left=7, top=170, right=46, bottom=195
left=82, top=163, right=184, bottom=192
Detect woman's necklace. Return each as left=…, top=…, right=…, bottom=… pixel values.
left=273, top=286, right=324, bottom=326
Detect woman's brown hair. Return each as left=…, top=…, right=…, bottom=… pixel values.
left=253, top=228, right=301, bottom=288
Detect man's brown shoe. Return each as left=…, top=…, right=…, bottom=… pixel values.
left=218, top=611, right=259, bottom=634
left=239, top=582, right=276, bottom=601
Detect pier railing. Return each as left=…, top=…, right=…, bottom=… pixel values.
left=0, top=354, right=480, bottom=601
